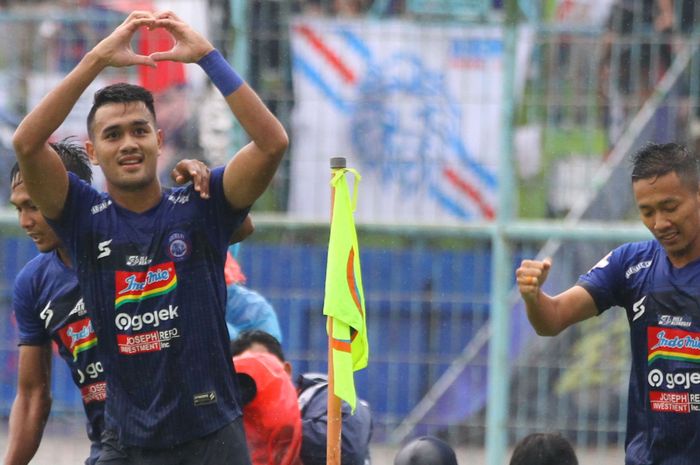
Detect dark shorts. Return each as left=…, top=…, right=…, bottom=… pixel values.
left=85, top=439, right=102, bottom=465
left=95, top=418, right=251, bottom=465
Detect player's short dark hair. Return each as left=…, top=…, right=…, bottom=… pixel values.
left=230, top=330, right=285, bottom=362
left=631, top=142, right=700, bottom=192
left=10, top=137, right=92, bottom=188
left=86, top=83, right=157, bottom=138
left=509, top=433, right=578, bottom=465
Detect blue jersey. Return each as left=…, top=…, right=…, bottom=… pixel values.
left=578, top=240, right=700, bottom=465
left=13, top=251, right=105, bottom=444
left=47, top=168, right=248, bottom=448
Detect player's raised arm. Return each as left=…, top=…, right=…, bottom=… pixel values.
left=150, top=10, right=288, bottom=211
left=12, top=11, right=156, bottom=220
left=515, top=258, right=598, bottom=336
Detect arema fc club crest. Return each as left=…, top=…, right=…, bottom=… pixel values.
left=166, top=231, right=191, bottom=262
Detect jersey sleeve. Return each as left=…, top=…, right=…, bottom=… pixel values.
left=13, top=262, right=49, bottom=346
left=576, top=247, right=626, bottom=313
left=45, top=173, right=100, bottom=263
left=202, top=167, right=251, bottom=248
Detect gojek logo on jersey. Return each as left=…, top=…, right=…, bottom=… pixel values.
left=58, top=318, right=98, bottom=361
left=115, top=261, right=177, bottom=309
left=648, top=327, right=700, bottom=364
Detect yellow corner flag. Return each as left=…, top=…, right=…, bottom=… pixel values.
left=323, top=167, right=368, bottom=411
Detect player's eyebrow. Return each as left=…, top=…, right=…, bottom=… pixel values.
left=100, top=119, right=151, bottom=135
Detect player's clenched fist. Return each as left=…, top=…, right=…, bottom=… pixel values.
left=516, top=258, right=551, bottom=302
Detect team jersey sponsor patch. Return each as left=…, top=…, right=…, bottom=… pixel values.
left=57, top=318, right=98, bottom=361
left=658, top=315, right=693, bottom=328
left=81, top=381, right=107, bottom=404
left=91, top=199, right=112, bottom=215
left=117, top=328, right=180, bottom=355
left=126, top=255, right=152, bottom=267
left=625, top=260, right=652, bottom=279
left=649, top=391, right=700, bottom=413
left=115, top=262, right=177, bottom=309
left=648, top=327, right=700, bottom=364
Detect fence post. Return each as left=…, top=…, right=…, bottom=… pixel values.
left=486, top=0, right=519, bottom=464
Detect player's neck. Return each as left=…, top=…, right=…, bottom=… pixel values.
left=667, top=243, right=700, bottom=268
left=107, top=181, right=163, bottom=213
left=57, top=246, right=72, bottom=268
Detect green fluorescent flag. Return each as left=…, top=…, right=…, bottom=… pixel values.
left=323, top=167, right=368, bottom=411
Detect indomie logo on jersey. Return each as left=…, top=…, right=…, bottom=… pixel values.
left=115, top=262, right=177, bottom=309
left=58, top=318, right=98, bottom=361
left=648, top=327, right=700, bottom=365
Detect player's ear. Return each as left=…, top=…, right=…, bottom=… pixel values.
left=283, top=361, right=292, bottom=377
left=157, top=129, right=164, bottom=154
left=85, top=140, right=100, bottom=166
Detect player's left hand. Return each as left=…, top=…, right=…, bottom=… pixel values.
left=171, top=159, right=211, bottom=199
left=149, top=10, right=214, bottom=63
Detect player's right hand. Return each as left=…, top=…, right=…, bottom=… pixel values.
left=92, top=11, right=157, bottom=68
left=170, top=159, right=211, bottom=199
left=516, top=258, right=551, bottom=303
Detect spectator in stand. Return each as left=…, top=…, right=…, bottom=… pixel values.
left=233, top=342, right=303, bottom=465
left=224, top=250, right=283, bottom=342
left=230, top=330, right=373, bottom=465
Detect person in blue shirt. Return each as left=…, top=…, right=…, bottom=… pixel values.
left=223, top=251, right=283, bottom=342
left=12, top=9, right=287, bottom=465
left=516, top=142, right=700, bottom=465
left=5, top=139, right=102, bottom=465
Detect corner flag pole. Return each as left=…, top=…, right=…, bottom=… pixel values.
left=326, top=156, right=346, bottom=465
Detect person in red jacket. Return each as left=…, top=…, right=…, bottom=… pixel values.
left=231, top=330, right=373, bottom=465
left=233, top=342, right=303, bottom=465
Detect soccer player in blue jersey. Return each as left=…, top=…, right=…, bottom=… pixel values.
left=12, top=9, right=287, bottom=464
left=5, top=140, right=220, bottom=465
left=4, top=139, right=103, bottom=465
left=516, top=142, right=700, bottom=465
